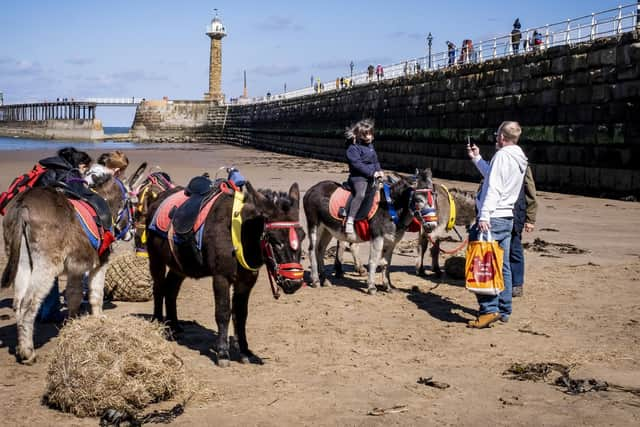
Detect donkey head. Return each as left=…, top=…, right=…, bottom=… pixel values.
left=130, top=171, right=174, bottom=250
left=91, top=174, right=133, bottom=240
left=245, top=182, right=306, bottom=296
left=410, top=168, right=438, bottom=232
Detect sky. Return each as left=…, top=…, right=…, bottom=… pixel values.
left=0, top=0, right=631, bottom=126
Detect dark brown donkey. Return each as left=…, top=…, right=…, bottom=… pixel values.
left=1, top=176, right=127, bottom=364
left=146, top=181, right=305, bottom=367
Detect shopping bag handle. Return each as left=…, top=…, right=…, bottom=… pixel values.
left=478, top=230, right=493, bottom=242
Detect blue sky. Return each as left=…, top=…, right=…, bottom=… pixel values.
left=0, top=0, right=630, bottom=125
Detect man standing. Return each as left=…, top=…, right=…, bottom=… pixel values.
left=466, top=121, right=528, bottom=328
left=511, top=166, right=538, bottom=297
left=511, top=18, right=522, bottom=54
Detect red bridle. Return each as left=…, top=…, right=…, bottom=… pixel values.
left=261, top=221, right=305, bottom=299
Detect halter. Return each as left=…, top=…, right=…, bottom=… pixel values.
left=113, top=177, right=134, bottom=240
left=231, top=191, right=304, bottom=299
left=411, top=188, right=438, bottom=229
left=260, top=221, right=305, bottom=299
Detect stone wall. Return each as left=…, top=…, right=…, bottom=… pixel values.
left=0, top=119, right=104, bottom=140
left=131, top=99, right=214, bottom=141
left=134, top=33, right=640, bottom=198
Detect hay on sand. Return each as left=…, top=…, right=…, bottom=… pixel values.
left=43, top=315, right=194, bottom=418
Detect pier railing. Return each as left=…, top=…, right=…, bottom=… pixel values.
left=241, top=2, right=639, bottom=104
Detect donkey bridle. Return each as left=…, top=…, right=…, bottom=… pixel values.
left=260, top=220, right=305, bottom=299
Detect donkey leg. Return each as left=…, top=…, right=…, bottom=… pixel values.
left=232, top=274, right=262, bottom=364
left=12, top=237, right=33, bottom=312
left=366, top=237, right=385, bottom=295
left=416, top=230, right=429, bottom=276
left=430, top=240, right=443, bottom=276
left=307, top=224, right=321, bottom=287
left=212, top=275, right=232, bottom=367
left=380, top=241, right=397, bottom=292
left=334, top=240, right=345, bottom=279
left=349, top=243, right=367, bottom=276
left=315, top=229, right=334, bottom=287
left=65, top=273, right=85, bottom=317
left=149, top=254, right=167, bottom=323
left=164, top=271, right=185, bottom=334
left=86, top=266, right=107, bottom=316
left=15, top=263, right=58, bottom=364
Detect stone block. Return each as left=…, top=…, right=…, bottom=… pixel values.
left=591, top=85, right=613, bottom=104
left=575, top=87, right=592, bottom=104
left=565, top=71, right=589, bottom=86
left=617, top=64, right=640, bottom=81
left=569, top=53, right=588, bottom=72
left=541, top=89, right=559, bottom=106
left=551, top=56, right=568, bottom=74
left=560, top=88, right=576, bottom=105
left=542, top=75, right=563, bottom=90
left=546, top=44, right=570, bottom=59
left=613, top=81, right=640, bottom=100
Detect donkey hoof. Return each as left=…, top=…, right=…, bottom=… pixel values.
left=18, top=349, right=37, bottom=365
left=308, top=281, right=320, bottom=288
left=217, top=357, right=231, bottom=368
left=367, top=286, right=377, bottom=295
left=416, top=268, right=426, bottom=277
left=240, top=351, right=264, bottom=365
left=321, top=281, right=332, bottom=288
left=356, top=267, right=367, bottom=276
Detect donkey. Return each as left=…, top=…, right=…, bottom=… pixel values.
left=304, top=169, right=436, bottom=294
left=146, top=180, right=305, bottom=367
left=1, top=176, right=127, bottom=364
left=416, top=184, right=476, bottom=276
left=129, top=168, right=174, bottom=254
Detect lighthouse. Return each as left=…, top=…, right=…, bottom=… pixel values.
left=205, top=10, right=227, bottom=103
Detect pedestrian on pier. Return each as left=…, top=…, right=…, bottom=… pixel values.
left=375, top=64, right=383, bottom=81
left=511, top=18, right=522, bottom=54
left=447, top=41, right=456, bottom=66
left=367, top=65, right=375, bottom=82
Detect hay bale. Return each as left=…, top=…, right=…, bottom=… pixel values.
left=44, top=315, right=192, bottom=417
left=444, top=256, right=466, bottom=279
left=105, top=253, right=152, bottom=302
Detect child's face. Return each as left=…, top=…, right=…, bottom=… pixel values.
left=361, top=130, right=374, bottom=144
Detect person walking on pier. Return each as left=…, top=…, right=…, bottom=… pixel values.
left=367, top=65, right=375, bottom=82
left=447, top=41, right=456, bottom=66
left=465, top=121, right=528, bottom=328
left=511, top=18, right=522, bottom=54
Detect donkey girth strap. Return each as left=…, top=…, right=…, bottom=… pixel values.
left=231, top=191, right=260, bottom=272
left=439, top=184, right=457, bottom=231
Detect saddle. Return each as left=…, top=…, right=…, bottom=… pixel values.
left=171, top=175, right=219, bottom=234
left=54, top=180, right=113, bottom=230
left=149, top=176, right=233, bottom=271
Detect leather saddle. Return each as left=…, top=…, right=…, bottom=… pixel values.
left=54, top=181, right=112, bottom=230
left=170, top=175, right=220, bottom=234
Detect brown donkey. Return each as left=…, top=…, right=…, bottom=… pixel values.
left=146, top=180, right=305, bottom=367
left=1, top=177, right=126, bottom=364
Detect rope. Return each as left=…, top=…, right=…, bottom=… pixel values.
left=428, top=233, right=469, bottom=254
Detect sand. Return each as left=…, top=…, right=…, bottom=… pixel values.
left=0, top=143, right=639, bottom=426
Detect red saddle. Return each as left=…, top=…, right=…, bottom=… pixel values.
left=68, top=199, right=114, bottom=255
left=329, top=186, right=380, bottom=241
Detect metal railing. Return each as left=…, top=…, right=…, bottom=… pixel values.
left=239, top=3, right=639, bottom=105
left=79, top=97, right=144, bottom=105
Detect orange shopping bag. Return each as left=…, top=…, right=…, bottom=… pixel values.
left=465, top=231, right=504, bottom=295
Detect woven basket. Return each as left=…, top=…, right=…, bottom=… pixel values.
left=104, top=253, right=152, bottom=302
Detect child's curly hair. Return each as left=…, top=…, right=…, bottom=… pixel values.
left=345, top=118, right=375, bottom=143
left=97, top=150, right=129, bottom=171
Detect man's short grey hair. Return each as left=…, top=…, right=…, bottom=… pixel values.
left=345, top=118, right=375, bottom=141
left=498, top=121, right=522, bottom=143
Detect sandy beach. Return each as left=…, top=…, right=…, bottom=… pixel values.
left=0, top=143, right=639, bottom=426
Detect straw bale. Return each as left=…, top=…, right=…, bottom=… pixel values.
left=43, top=315, right=192, bottom=417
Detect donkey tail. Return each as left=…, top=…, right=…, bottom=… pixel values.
left=1, top=207, right=30, bottom=288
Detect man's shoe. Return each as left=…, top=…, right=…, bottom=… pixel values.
left=512, top=286, right=523, bottom=297
left=467, top=312, right=501, bottom=329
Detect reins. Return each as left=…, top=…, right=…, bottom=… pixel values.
left=260, top=221, right=305, bottom=299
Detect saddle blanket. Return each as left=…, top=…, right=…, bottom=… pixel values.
left=68, top=198, right=106, bottom=251
left=329, top=186, right=379, bottom=221
left=149, top=190, right=224, bottom=248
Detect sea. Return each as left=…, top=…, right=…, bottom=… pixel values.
left=0, top=127, right=211, bottom=152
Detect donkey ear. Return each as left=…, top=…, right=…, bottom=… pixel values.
left=288, top=183, right=300, bottom=208
left=244, top=181, right=269, bottom=211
